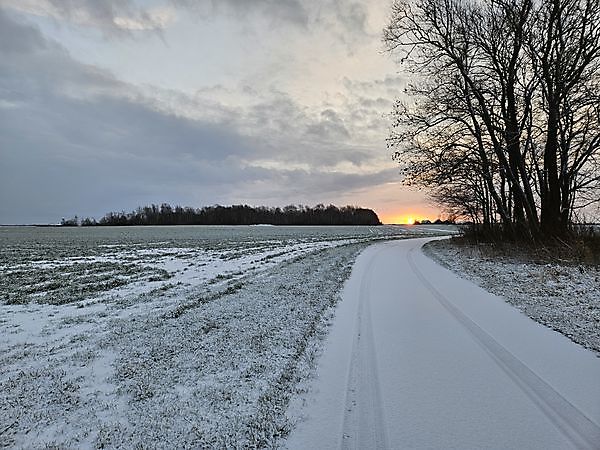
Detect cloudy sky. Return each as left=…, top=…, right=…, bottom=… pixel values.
left=0, top=0, right=437, bottom=224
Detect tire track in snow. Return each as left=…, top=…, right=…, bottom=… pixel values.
left=408, top=247, right=600, bottom=450
left=341, top=247, right=389, bottom=450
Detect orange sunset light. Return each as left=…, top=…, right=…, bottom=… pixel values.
left=381, top=213, right=424, bottom=225
left=378, top=206, right=440, bottom=225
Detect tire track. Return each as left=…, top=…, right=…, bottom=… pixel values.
left=341, top=246, right=389, bottom=450
left=408, top=247, right=600, bottom=450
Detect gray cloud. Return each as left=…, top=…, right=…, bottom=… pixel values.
left=0, top=0, right=173, bottom=34
left=1, top=0, right=371, bottom=33
left=305, top=108, right=351, bottom=141
left=337, top=1, right=368, bottom=32
left=0, top=8, right=401, bottom=223
left=0, top=88, right=274, bottom=222
left=0, top=8, right=45, bottom=52
left=329, top=0, right=369, bottom=38
left=0, top=10, right=253, bottom=222
left=223, top=166, right=400, bottom=209
left=173, top=0, right=371, bottom=47
left=171, top=0, right=308, bottom=26
left=343, top=75, right=406, bottom=96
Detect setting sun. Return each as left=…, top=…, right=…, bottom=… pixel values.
left=378, top=206, right=441, bottom=225
left=380, top=212, right=431, bottom=224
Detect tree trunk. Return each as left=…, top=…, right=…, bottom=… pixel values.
left=541, top=106, right=564, bottom=235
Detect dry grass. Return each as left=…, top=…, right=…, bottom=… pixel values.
left=458, top=224, right=600, bottom=266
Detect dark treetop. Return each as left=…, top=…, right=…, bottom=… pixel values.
left=65, top=204, right=382, bottom=226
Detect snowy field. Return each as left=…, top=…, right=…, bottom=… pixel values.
left=0, top=225, right=453, bottom=448
left=424, top=239, right=600, bottom=355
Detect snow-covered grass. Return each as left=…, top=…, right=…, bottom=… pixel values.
left=1, top=225, right=451, bottom=306
left=0, top=245, right=363, bottom=448
left=423, top=238, right=600, bottom=356
left=0, top=225, right=455, bottom=448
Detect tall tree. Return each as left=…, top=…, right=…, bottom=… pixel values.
left=531, top=0, right=600, bottom=232
left=384, top=0, right=600, bottom=237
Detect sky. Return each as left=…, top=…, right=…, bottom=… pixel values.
left=0, top=0, right=439, bottom=225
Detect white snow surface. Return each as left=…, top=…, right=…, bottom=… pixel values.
left=285, top=238, right=600, bottom=449
left=424, top=238, right=600, bottom=355
left=1, top=244, right=367, bottom=448
left=1, top=226, right=458, bottom=448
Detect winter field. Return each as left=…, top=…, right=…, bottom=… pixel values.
left=0, top=225, right=453, bottom=448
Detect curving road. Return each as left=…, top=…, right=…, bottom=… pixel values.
left=285, top=238, right=600, bottom=450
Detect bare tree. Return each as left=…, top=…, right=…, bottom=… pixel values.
left=529, top=0, right=600, bottom=233
left=384, top=0, right=600, bottom=238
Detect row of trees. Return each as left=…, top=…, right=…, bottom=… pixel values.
left=65, top=204, right=381, bottom=226
left=413, top=218, right=456, bottom=225
left=384, top=0, right=600, bottom=238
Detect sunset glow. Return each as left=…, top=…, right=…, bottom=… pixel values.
left=377, top=204, right=440, bottom=225
left=380, top=213, right=428, bottom=225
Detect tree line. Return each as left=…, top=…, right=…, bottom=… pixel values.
left=384, top=0, right=600, bottom=239
left=62, top=204, right=381, bottom=226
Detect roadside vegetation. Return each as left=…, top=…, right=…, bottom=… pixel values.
left=458, top=223, right=600, bottom=266
left=424, top=237, right=600, bottom=354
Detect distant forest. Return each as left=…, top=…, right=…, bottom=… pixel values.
left=63, top=204, right=381, bottom=226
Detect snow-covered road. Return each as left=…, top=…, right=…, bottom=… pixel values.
left=286, top=238, right=600, bottom=449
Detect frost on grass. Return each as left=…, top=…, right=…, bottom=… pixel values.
left=423, top=239, right=600, bottom=355
left=1, top=225, right=445, bottom=306
left=1, top=226, right=455, bottom=447
left=0, top=243, right=368, bottom=448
